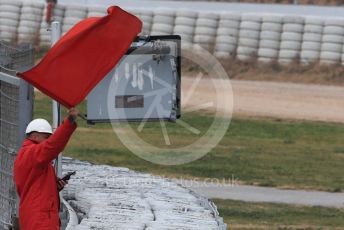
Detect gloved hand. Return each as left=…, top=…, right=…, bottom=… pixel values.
left=56, top=178, right=68, bottom=191
left=68, top=107, right=78, bottom=123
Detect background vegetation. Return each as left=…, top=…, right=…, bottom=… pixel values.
left=35, top=92, right=344, bottom=192
left=214, top=199, right=344, bottom=229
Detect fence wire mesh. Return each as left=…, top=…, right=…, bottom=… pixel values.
left=0, top=41, right=34, bottom=230
left=0, top=42, right=35, bottom=75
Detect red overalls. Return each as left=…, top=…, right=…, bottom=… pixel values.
left=14, top=118, right=76, bottom=230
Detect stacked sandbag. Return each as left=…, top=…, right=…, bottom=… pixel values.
left=173, top=10, right=198, bottom=49
left=319, top=18, right=344, bottom=64
left=129, top=8, right=141, bottom=17
left=214, top=12, right=241, bottom=59
left=193, top=12, right=219, bottom=51
left=62, top=5, right=87, bottom=35
left=62, top=157, right=226, bottom=230
left=17, top=2, right=44, bottom=44
left=150, top=8, right=175, bottom=35
left=125, top=8, right=146, bottom=35
left=237, top=13, right=262, bottom=60
left=0, top=0, right=22, bottom=43
left=300, top=17, right=324, bottom=64
left=342, top=42, right=344, bottom=66
left=258, top=14, right=283, bottom=62
left=87, top=5, right=106, bottom=17
left=39, top=4, right=65, bottom=47
left=138, top=9, right=154, bottom=35
left=278, top=15, right=304, bottom=63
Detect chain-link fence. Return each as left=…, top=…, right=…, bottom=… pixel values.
left=0, top=41, right=34, bottom=230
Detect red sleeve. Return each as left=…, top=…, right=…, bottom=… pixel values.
left=31, top=118, right=77, bottom=167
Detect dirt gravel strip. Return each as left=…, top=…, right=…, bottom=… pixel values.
left=182, top=77, right=344, bottom=123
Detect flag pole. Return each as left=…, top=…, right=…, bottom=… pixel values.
left=51, top=21, right=62, bottom=178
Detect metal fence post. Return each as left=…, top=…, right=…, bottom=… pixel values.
left=51, top=21, right=63, bottom=178
left=17, top=79, right=34, bottom=152
left=14, top=79, right=34, bottom=228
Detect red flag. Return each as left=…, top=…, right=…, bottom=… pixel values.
left=17, top=6, right=142, bottom=108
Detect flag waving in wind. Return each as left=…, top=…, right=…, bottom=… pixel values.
left=17, top=6, right=142, bottom=108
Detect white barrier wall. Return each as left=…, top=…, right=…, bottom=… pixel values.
left=320, top=18, right=344, bottom=64
left=17, top=1, right=43, bottom=44
left=279, top=16, right=304, bottom=63
left=39, top=4, right=65, bottom=46
left=173, top=10, right=198, bottom=49
left=1, top=1, right=344, bottom=65
left=0, top=1, right=21, bottom=42
left=214, top=12, right=240, bottom=59
left=193, top=12, right=218, bottom=51
left=301, top=17, right=323, bottom=64
left=62, top=5, right=87, bottom=35
left=258, top=14, right=283, bottom=62
left=151, top=8, right=175, bottom=35
left=237, top=13, right=261, bottom=60
left=137, top=9, right=154, bottom=35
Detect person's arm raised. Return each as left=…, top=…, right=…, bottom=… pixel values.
left=32, top=108, right=78, bottom=167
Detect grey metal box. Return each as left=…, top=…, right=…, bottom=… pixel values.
left=87, top=36, right=181, bottom=123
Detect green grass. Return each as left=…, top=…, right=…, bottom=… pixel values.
left=213, top=199, right=344, bottom=229
left=34, top=92, right=344, bottom=191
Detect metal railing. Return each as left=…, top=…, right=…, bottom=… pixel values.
left=60, top=196, right=78, bottom=230
left=0, top=41, right=34, bottom=230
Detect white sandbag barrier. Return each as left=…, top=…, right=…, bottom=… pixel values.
left=2, top=1, right=344, bottom=66
left=17, top=2, right=44, bottom=44
left=320, top=18, right=344, bottom=64
left=39, top=4, right=65, bottom=47
left=137, top=9, right=154, bottom=35
left=62, top=5, right=87, bottom=35
left=278, top=15, right=304, bottom=63
left=193, top=11, right=218, bottom=51
left=258, top=14, right=282, bottom=62
left=61, top=157, right=227, bottom=230
left=342, top=44, right=344, bottom=66
left=150, top=8, right=175, bottom=36
left=214, top=12, right=240, bottom=59
left=0, top=0, right=22, bottom=43
left=173, top=10, right=198, bottom=49
left=236, top=13, right=261, bottom=60
left=86, top=5, right=106, bottom=18
left=300, top=17, right=323, bottom=64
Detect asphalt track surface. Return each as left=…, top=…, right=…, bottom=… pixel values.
left=175, top=179, right=344, bottom=208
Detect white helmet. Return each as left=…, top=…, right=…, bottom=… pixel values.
left=25, top=119, right=53, bottom=134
